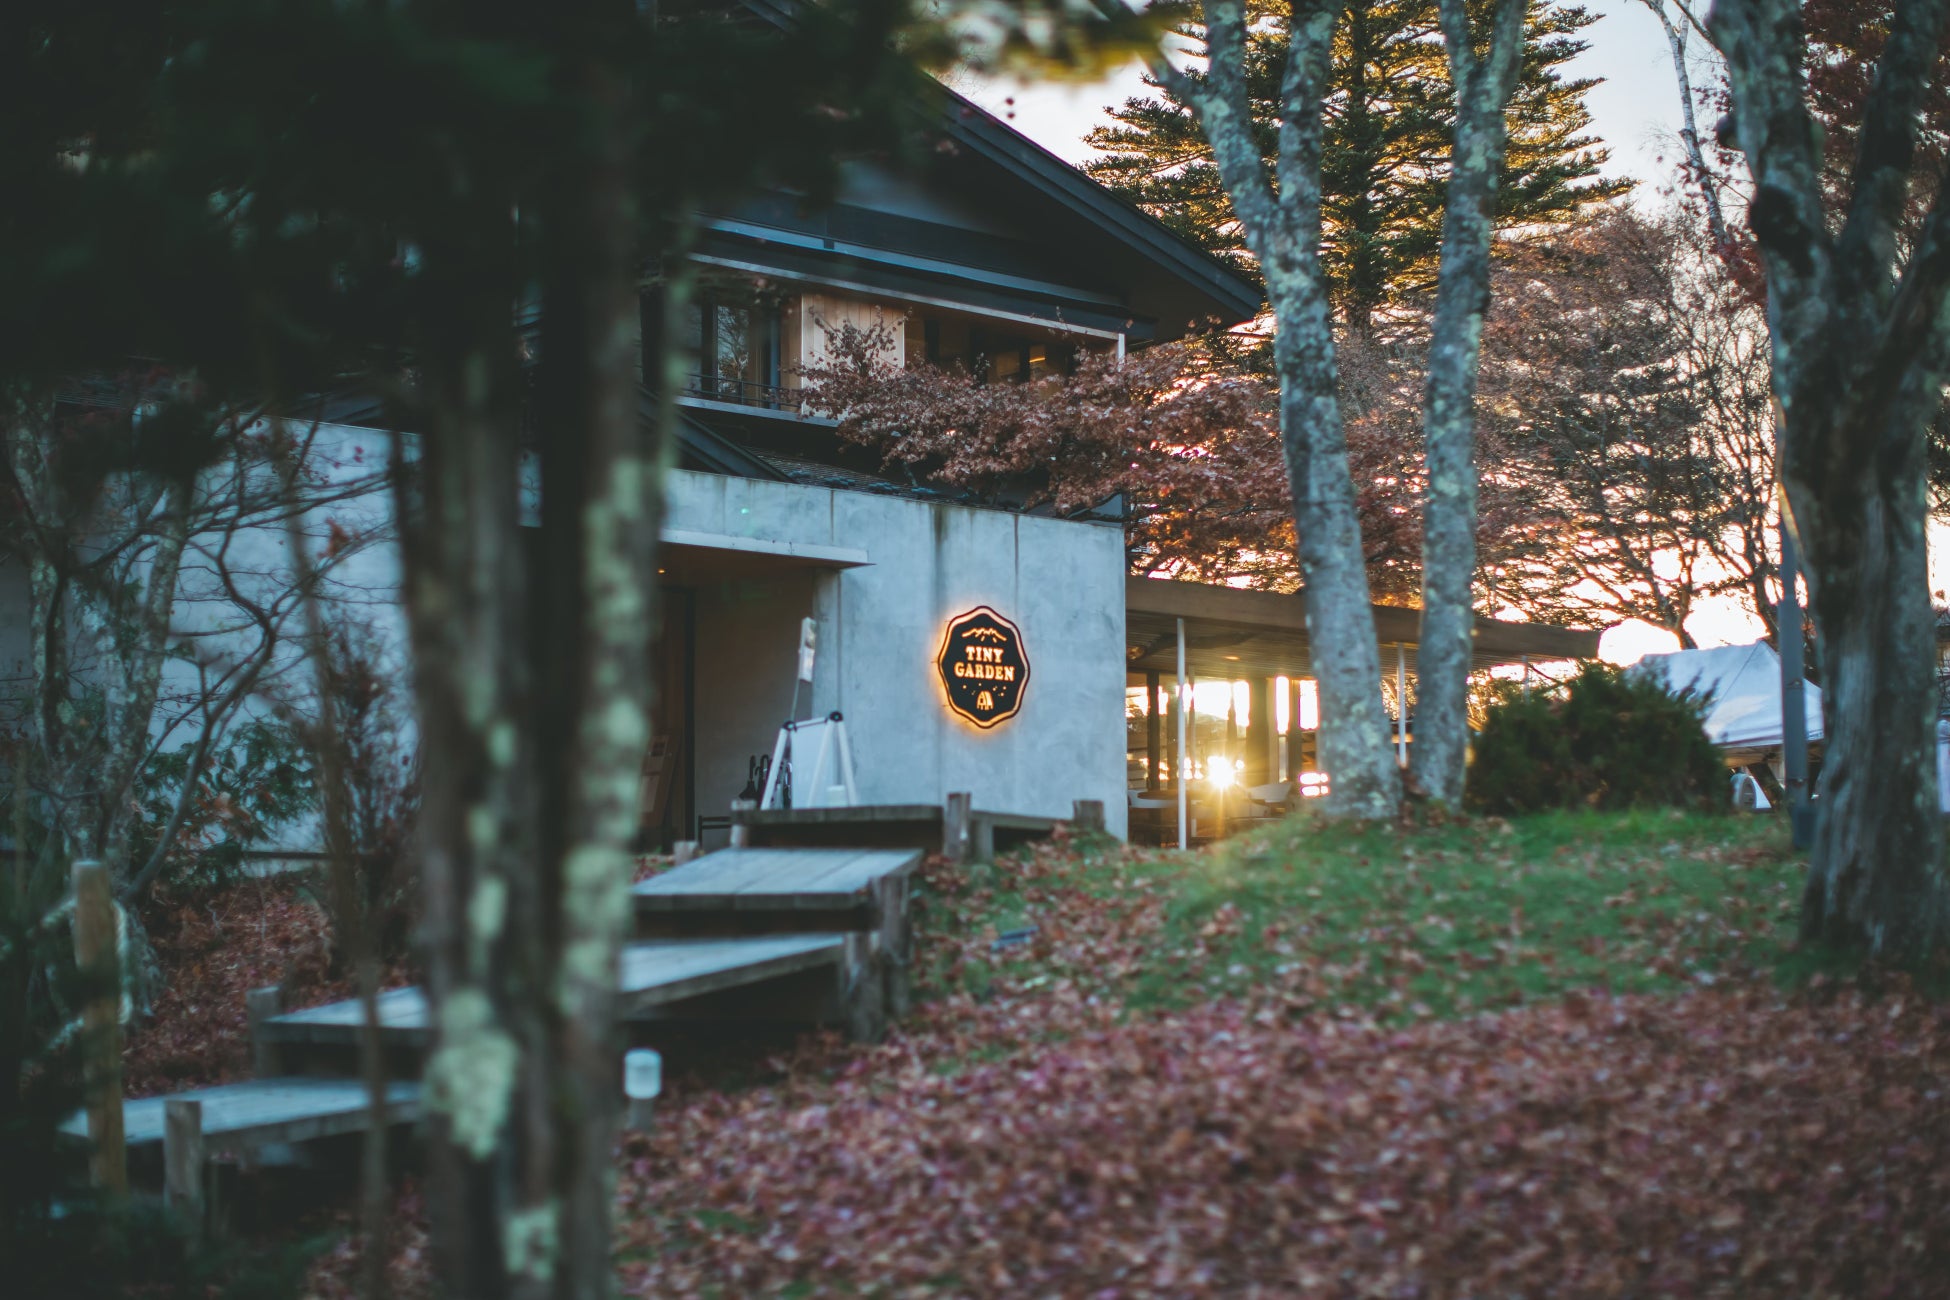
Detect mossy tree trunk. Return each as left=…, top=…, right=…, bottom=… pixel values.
left=1711, top=0, right=1950, bottom=956
left=391, top=3, right=667, bottom=1293
left=1164, top=0, right=1402, bottom=820
left=528, top=18, right=659, bottom=1295
left=1409, top=0, right=1526, bottom=808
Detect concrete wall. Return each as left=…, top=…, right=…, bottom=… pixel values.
left=665, top=469, right=1130, bottom=835
left=690, top=569, right=819, bottom=821
left=1, top=435, right=1130, bottom=844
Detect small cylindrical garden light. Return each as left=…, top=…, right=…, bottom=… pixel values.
left=624, top=1047, right=662, bottom=1132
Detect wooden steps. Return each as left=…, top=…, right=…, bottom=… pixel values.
left=258, top=936, right=847, bottom=1052
left=729, top=800, right=1063, bottom=860
left=70, top=846, right=928, bottom=1208
left=632, top=847, right=920, bottom=936
left=61, top=1077, right=420, bottom=1154
left=633, top=847, right=922, bottom=1039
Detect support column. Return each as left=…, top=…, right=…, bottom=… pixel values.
left=1395, top=643, right=1409, bottom=767
left=1779, top=507, right=1812, bottom=844
left=1245, top=677, right=1273, bottom=788
left=1176, top=618, right=1188, bottom=851
left=1145, top=671, right=1162, bottom=793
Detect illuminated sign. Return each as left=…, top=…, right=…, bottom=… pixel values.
left=936, top=606, right=1031, bottom=729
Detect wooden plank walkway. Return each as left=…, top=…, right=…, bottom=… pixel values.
left=632, top=847, right=921, bottom=935
left=261, top=936, right=847, bottom=1048
left=731, top=803, right=1061, bottom=858
left=61, top=1078, right=420, bottom=1154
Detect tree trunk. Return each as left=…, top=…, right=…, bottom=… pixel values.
left=527, top=14, right=651, bottom=1293
left=1709, top=0, right=1950, bottom=958
left=1411, top=0, right=1525, bottom=807
left=1271, top=299, right=1402, bottom=820
left=1168, top=0, right=1401, bottom=820
left=1797, top=448, right=1946, bottom=953
left=393, top=248, right=537, bottom=1300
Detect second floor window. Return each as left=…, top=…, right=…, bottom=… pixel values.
left=686, top=291, right=782, bottom=407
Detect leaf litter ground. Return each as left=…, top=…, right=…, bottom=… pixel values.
left=176, top=810, right=1950, bottom=1297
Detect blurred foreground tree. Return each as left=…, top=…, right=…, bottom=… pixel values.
left=9, top=0, right=1161, bottom=1293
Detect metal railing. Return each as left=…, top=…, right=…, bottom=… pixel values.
left=683, top=373, right=796, bottom=411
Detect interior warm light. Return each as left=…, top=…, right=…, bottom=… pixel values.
left=1274, top=676, right=1291, bottom=735
left=1298, top=679, right=1319, bottom=731
left=1231, top=680, right=1250, bottom=727
left=1210, top=762, right=1236, bottom=790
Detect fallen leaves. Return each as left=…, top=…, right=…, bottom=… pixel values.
left=609, top=983, right=1950, bottom=1297
left=125, top=874, right=414, bottom=1096
left=282, top=813, right=1950, bottom=1296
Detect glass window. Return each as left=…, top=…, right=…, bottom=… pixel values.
left=685, top=289, right=780, bottom=407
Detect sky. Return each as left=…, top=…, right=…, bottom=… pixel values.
left=949, top=2, right=1780, bottom=665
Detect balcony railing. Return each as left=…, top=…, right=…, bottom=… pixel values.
left=683, top=373, right=797, bottom=411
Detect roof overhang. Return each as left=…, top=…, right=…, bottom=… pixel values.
left=1125, top=577, right=1602, bottom=680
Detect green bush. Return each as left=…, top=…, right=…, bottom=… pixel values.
left=1466, top=663, right=1728, bottom=815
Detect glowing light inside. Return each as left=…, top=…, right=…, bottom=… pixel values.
left=1298, top=679, right=1319, bottom=731
left=1231, top=680, right=1250, bottom=727
left=1274, top=675, right=1291, bottom=735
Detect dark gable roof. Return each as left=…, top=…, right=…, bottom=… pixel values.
left=919, top=82, right=1262, bottom=328
left=736, top=0, right=1262, bottom=335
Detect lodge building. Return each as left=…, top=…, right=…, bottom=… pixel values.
left=0, top=61, right=1597, bottom=852
left=627, top=78, right=1596, bottom=845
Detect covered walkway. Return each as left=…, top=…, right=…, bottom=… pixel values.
left=1124, top=578, right=1603, bottom=844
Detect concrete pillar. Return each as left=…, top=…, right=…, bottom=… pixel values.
left=1245, top=678, right=1274, bottom=788
left=1144, top=671, right=1162, bottom=792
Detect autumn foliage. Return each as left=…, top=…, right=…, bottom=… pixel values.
left=801, top=325, right=1553, bottom=603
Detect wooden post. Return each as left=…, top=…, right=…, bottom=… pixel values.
left=971, top=814, right=996, bottom=866
left=165, top=1098, right=205, bottom=1235
left=71, top=860, right=126, bottom=1198
left=246, top=985, right=286, bottom=1078
left=943, top=792, right=972, bottom=864
left=1071, top=799, right=1106, bottom=835
left=671, top=840, right=701, bottom=866
left=728, top=798, right=756, bottom=848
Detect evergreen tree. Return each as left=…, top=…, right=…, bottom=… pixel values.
left=1086, top=0, right=1625, bottom=331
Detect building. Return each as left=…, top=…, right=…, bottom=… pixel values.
left=625, top=78, right=1265, bottom=846
left=3, top=70, right=1598, bottom=855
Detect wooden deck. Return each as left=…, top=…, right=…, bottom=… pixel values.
left=61, top=1078, right=420, bottom=1154
left=729, top=803, right=1061, bottom=859
left=632, top=847, right=921, bottom=937
left=65, top=851, right=925, bottom=1197
left=261, top=936, right=848, bottom=1048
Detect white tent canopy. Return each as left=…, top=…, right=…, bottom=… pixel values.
left=1632, top=641, right=1823, bottom=752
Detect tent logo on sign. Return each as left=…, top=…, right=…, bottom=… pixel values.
left=937, top=606, right=1031, bottom=729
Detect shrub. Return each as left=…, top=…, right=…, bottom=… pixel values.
left=1466, top=663, right=1727, bottom=815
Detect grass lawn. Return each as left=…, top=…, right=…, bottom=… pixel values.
left=922, top=807, right=1821, bottom=1029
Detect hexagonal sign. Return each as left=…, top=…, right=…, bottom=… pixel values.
left=936, top=606, right=1031, bottom=729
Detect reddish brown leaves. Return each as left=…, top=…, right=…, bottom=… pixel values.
left=125, top=876, right=413, bottom=1096
left=613, top=983, right=1950, bottom=1297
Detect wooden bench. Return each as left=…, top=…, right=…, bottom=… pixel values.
left=632, top=847, right=922, bottom=1039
